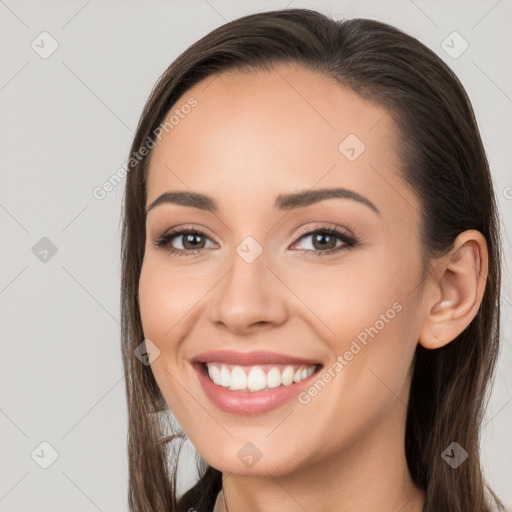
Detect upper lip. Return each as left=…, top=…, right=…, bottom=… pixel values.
left=191, top=350, right=322, bottom=366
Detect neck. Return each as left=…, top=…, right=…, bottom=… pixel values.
left=220, top=403, right=425, bottom=512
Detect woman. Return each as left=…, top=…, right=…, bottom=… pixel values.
left=120, top=8, right=509, bottom=512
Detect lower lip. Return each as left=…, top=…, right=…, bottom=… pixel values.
left=192, top=363, right=321, bottom=415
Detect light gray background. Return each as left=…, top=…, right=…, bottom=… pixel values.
left=1, top=0, right=511, bottom=510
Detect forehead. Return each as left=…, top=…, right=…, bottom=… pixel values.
left=146, top=63, right=415, bottom=219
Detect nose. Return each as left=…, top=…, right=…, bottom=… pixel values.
left=209, top=249, right=289, bottom=335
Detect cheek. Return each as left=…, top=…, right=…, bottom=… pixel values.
left=137, top=254, right=216, bottom=401
left=138, top=254, right=204, bottom=342
left=288, top=246, right=422, bottom=417
left=138, top=257, right=191, bottom=411
left=288, top=243, right=420, bottom=348
left=289, top=298, right=420, bottom=465
left=137, top=256, right=190, bottom=403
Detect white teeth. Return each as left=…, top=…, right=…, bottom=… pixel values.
left=220, top=366, right=231, bottom=387
left=247, top=367, right=267, bottom=391
left=204, top=363, right=317, bottom=391
left=207, top=364, right=220, bottom=385
left=230, top=366, right=247, bottom=390
left=281, top=366, right=295, bottom=386
left=266, top=367, right=282, bottom=388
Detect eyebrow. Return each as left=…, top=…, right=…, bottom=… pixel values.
left=145, top=187, right=379, bottom=215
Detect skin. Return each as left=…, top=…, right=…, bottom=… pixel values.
left=138, top=62, right=488, bottom=512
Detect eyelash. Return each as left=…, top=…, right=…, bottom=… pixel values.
left=153, top=224, right=357, bottom=257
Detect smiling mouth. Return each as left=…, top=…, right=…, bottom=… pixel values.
left=196, top=362, right=322, bottom=392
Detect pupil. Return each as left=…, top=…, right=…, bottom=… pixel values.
left=313, top=233, right=335, bottom=250
left=184, top=234, right=204, bottom=250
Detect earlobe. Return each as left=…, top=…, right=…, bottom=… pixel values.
left=418, top=230, right=488, bottom=350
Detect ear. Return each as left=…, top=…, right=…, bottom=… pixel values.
left=418, top=230, right=488, bottom=349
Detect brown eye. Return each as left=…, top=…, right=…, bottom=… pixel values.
left=154, top=228, right=216, bottom=255
left=310, top=232, right=338, bottom=250
left=180, top=232, right=207, bottom=250
left=291, top=226, right=357, bottom=255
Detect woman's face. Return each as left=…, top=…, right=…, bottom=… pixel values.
left=139, top=63, right=427, bottom=476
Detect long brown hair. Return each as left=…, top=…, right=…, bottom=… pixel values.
left=120, top=8, right=507, bottom=511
